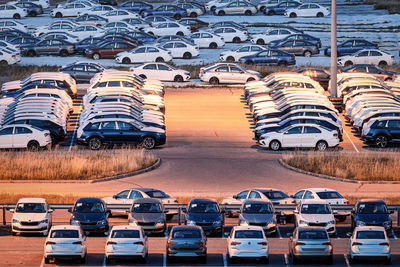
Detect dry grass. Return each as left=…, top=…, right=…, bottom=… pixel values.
left=283, top=152, right=400, bottom=181
left=365, top=0, right=400, bottom=14
left=0, top=149, right=157, bottom=180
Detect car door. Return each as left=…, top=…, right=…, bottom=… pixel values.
left=36, top=40, right=50, bottom=55
left=110, top=190, right=130, bottom=205
left=157, top=63, right=173, bottom=81
left=0, top=127, right=14, bottom=148
left=70, top=64, right=85, bottom=81
left=117, top=121, right=142, bottom=144
left=214, top=66, right=229, bottom=83
left=256, top=50, right=270, bottom=64
left=229, top=66, right=246, bottom=83
left=279, top=40, right=293, bottom=54
left=236, top=190, right=250, bottom=202
left=49, top=40, right=63, bottom=54
left=339, top=40, right=354, bottom=56
left=126, top=190, right=144, bottom=205
left=281, top=126, right=303, bottom=147
left=13, top=126, right=33, bottom=148
left=302, top=126, right=322, bottom=147
left=86, top=65, right=101, bottom=81
left=353, top=50, right=368, bottom=64
left=99, top=121, right=119, bottom=143
left=387, top=119, right=400, bottom=140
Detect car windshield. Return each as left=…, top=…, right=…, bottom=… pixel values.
left=301, top=204, right=331, bottom=214
left=111, top=230, right=140, bottom=238
left=50, top=230, right=79, bottom=238
left=316, top=191, right=343, bottom=199
left=357, top=203, right=388, bottom=214
left=132, top=203, right=162, bottom=213
left=234, top=230, right=264, bottom=239
left=145, top=190, right=170, bottom=198
left=16, top=203, right=46, bottom=213
left=243, top=203, right=273, bottom=214
left=188, top=202, right=219, bottom=213
left=298, top=230, right=328, bottom=240
left=74, top=201, right=105, bottom=213
left=356, top=230, right=385, bottom=239
left=172, top=230, right=201, bottom=239
left=260, top=190, right=289, bottom=199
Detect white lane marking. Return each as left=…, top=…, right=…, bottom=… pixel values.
left=284, top=253, right=289, bottom=266
left=223, top=253, right=228, bottom=267
left=102, top=255, right=106, bottom=267
left=277, top=225, right=282, bottom=239
left=392, top=229, right=398, bottom=239
left=163, top=252, right=167, bottom=267
left=343, top=129, right=359, bottom=153
left=344, top=254, right=351, bottom=267
left=68, top=102, right=83, bottom=152
left=40, top=257, right=45, bottom=267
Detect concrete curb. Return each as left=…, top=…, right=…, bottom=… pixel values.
left=278, top=159, right=400, bottom=184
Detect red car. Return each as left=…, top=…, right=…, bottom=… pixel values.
left=85, top=41, right=136, bottom=59
left=178, top=18, right=208, bottom=32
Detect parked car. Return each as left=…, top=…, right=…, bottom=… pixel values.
left=212, top=26, right=248, bottom=43
left=142, top=4, right=187, bottom=20
left=159, top=40, right=199, bottom=59
left=84, top=4, right=116, bottom=16
left=285, top=3, right=330, bottom=17
left=85, top=41, right=136, bottom=59
left=0, top=124, right=51, bottom=151
left=292, top=67, right=330, bottom=89
left=75, top=14, right=108, bottom=26
left=238, top=199, right=277, bottom=236
left=41, top=32, right=79, bottom=44
left=145, top=22, right=191, bottom=37
left=176, top=3, right=204, bottom=17
left=270, top=40, right=319, bottom=57
left=190, top=31, right=225, bottom=49
left=222, top=188, right=295, bottom=207
left=0, top=48, right=20, bottom=65
left=269, top=33, right=322, bottom=48
left=9, top=119, right=66, bottom=142
left=128, top=198, right=166, bottom=234
left=210, top=21, right=246, bottom=31
left=105, top=225, right=148, bottom=264
left=185, top=198, right=224, bottom=236
left=199, top=63, right=261, bottom=84
left=289, top=227, right=333, bottom=264
left=98, top=0, right=117, bottom=6
left=361, top=117, right=400, bottom=147
left=257, top=0, right=285, bottom=12
left=21, top=39, right=75, bottom=57
left=214, top=1, right=257, bottom=16
left=166, top=225, right=207, bottom=263
left=0, top=4, right=28, bottom=19
left=227, top=225, right=269, bottom=263
left=102, top=9, right=138, bottom=22
left=264, top=1, right=301, bottom=15
left=51, top=2, right=91, bottom=18
left=338, top=49, right=395, bottom=67
left=12, top=2, right=42, bottom=17
left=220, top=44, right=266, bottom=62
left=115, top=45, right=172, bottom=64
left=240, top=49, right=296, bottom=66
left=339, top=64, right=396, bottom=81
left=59, top=62, right=106, bottom=83
left=73, top=37, right=102, bottom=55
left=119, top=1, right=153, bottom=14
left=179, top=18, right=208, bottom=32
left=251, top=27, right=298, bottom=45
left=10, top=198, right=52, bottom=235
left=351, top=199, right=393, bottom=230
left=0, top=20, right=27, bottom=32
left=16, top=0, right=49, bottom=9
left=44, top=225, right=87, bottom=264
left=325, top=39, right=378, bottom=57
left=68, top=198, right=110, bottom=235
left=130, top=62, right=190, bottom=82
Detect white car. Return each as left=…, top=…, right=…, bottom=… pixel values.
left=145, top=22, right=191, bottom=37
left=285, top=3, right=330, bottom=18
left=44, top=225, right=87, bottom=264
left=0, top=4, right=27, bottom=19
left=199, top=63, right=260, bottom=84
left=294, top=200, right=336, bottom=235
left=71, top=25, right=104, bottom=40
left=82, top=5, right=116, bottom=16
left=292, top=188, right=348, bottom=205
left=105, top=225, right=148, bottom=264
left=0, top=49, right=20, bottom=65
left=143, top=15, right=176, bottom=26
left=338, top=49, right=396, bottom=67
left=0, top=20, right=27, bottom=32
left=103, top=9, right=138, bottom=22
left=0, top=124, right=52, bottom=150
left=250, top=28, right=297, bottom=45
left=9, top=0, right=49, bottom=9
left=159, top=41, right=199, bottom=59
left=227, top=226, right=269, bottom=264
left=214, top=1, right=257, bottom=16
left=104, top=21, right=137, bottom=31
left=220, top=45, right=266, bottom=62
left=205, top=0, right=237, bottom=12
left=212, top=26, right=248, bottom=43
left=51, top=2, right=91, bottom=17
left=176, top=3, right=204, bottom=17
left=259, top=124, right=339, bottom=151
left=191, top=31, right=225, bottom=49
left=11, top=198, right=53, bottom=236
left=130, top=63, right=190, bottom=82
left=33, top=22, right=79, bottom=37
left=349, top=226, right=391, bottom=264
left=115, top=46, right=172, bottom=64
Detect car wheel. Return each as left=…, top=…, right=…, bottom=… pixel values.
left=375, top=135, right=388, bottom=148
left=139, top=74, right=147, bottom=79
left=0, top=60, right=7, bottom=66
left=211, top=6, right=216, bottom=12
left=88, top=137, right=102, bottom=150
left=55, top=12, right=62, bottom=18
left=174, top=14, right=181, bottom=20
left=209, top=42, right=217, bottom=49
left=385, top=257, right=391, bottom=265
left=155, top=57, right=164, bottom=62
left=303, top=51, right=312, bottom=57
left=226, top=56, right=235, bottom=62
left=13, top=13, right=21, bottom=19
left=245, top=10, right=252, bottom=16
left=289, top=12, right=297, bottom=18
left=344, top=60, right=353, bottom=67
left=227, top=253, right=234, bottom=264
left=59, top=50, right=68, bottom=57
left=378, top=60, right=388, bottom=67
left=256, top=39, right=265, bottom=45
left=141, top=136, right=156, bottom=149
left=278, top=61, right=288, bottom=67
left=247, top=77, right=255, bottom=82
left=259, top=6, right=266, bottom=12
left=122, top=57, right=131, bottom=64
left=148, top=31, right=154, bottom=36
left=92, top=53, right=100, bottom=60
left=316, top=140, right=328, bottom=151
left=176, top=31, right=184, bottom=36
left=183, top=52, right=192, bottom=59
left=327, top=254, right=333, bottom=264
left=218, top=10, right=225, bottom=16
left=209, top=77, right=219, bottom=85
left=27, top=141, right=40, bottom=152
left=141, top=256, right=147, bottom=264
left=174, top=75, right=184, bottom=82
left=27, top=50, right=36, bottom=57
left=245, top=60, right=253, bottom=65
left=269, top=140, right=281, bottom=151
left=317, top=12, right=324, bottom=17
left=267, top=10, right=275, bottom=15
left=232, top=37, right=241, bottom=43
left=45, top=258, right=50, bottom=264
left=190, top=12, right=197, bottom=17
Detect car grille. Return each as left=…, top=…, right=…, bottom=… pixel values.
left=196, top=222, right=213, bottom=226
left=137, top=222, right=155, bottom=226
left=80, top=222, right=97, bottom=226
left=365, top=223, right=383, bottom=226
left=20, top=221, right=39, bottom=226
left=249, top=222, right=267, bottom=227
left=308, top=223, right=327, bottom=227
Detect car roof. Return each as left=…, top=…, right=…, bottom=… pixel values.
left=75, top=197, right=104, bottom=203
left=300, top=199, right=329, bottom=205
left=171, top=225, right=202, bottom=231
left=133, top=198, right=162, bottom=204
left=304, top=188, right=337, bottom=193
left=243, top=199, right=272, bottom=204
left=355, top=226, right=386, bottom=231
left=17, top=198, right=46, bottom=203
left=50, top=225, right=81, bottom=231
left=358, top=199, right=386, bottom=203
left=297, top=226, right=327, bottom=231
left=232, top=225, right=266, bottom=231
left=189, top=198, right=218, bottom=204
left=110, top=225, right=142, bottom=231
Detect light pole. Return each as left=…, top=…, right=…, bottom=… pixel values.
left=330, top=0, right=337, bottom=98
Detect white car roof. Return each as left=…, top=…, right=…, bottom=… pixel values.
left=50, top=225, right=81, bottom=231
left=300, top=199, right=329, bottom=205
left=17, top=198, right=47, bottom=203
left=110, top=225, right=142, bottom=231
left=354, top=226, right=386, bottom=231
left=304, top=188, right=338, bottom=193
left=232, top=225, right=266, bottom=231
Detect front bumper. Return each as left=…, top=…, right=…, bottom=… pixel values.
left=12, top=222, right=49, bottom=233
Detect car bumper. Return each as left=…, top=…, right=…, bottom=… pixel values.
left=167, top=249, right=206, bottom=258
left=12, top=224, right=49, bottom=233
left=229, top=249, right=269, bottom=258
left=361, top=135, right=375, bottom=142
left=79, top=224, right=108, bottom=233
left=45, top=253, right=84, bottom=259
left=106, top=250, right=146, bottom=258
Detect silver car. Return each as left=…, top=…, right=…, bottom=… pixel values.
left=238, top=199, right=277, bottom=236
left=128, top=198, right=166, bottom=234
left=289, top=226, right=333, bottom=264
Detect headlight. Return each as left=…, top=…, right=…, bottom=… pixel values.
left=328, top=220, right=335, bottom=225
left=186, top=220, right=195, bottom=225
left=12, top=219, right=19, bottom=223
left=40, top=219, right=49, bottom=224
left=98, top=220, right=107, bottom=225
left=356, top=221, right=365, bottom=226
left=299, top=220, right=307, bottom=225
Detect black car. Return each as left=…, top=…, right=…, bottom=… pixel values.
left=361, top=118, right=400, bottom=148
left=59, top=62, right=106, bottom=83
left=351, top=199, right=393, bottom=231
left=185, top=198, right=224, bottom=236
left=77, top=119, right=166, bottom=150
left=69, top=198, right=110, bottom=235
left=8, top=119, right=65, bottom=142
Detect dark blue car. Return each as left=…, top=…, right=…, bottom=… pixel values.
left=264, top=1, right=301, bottom=15
left=9, top=36, right=39, bottom=45
left=324, top=39, right=378, bottom=57
left=118, top=1, right=153, bottom=14
left=351, top=199, right=393, bottom=231
left=185, top=199, right=224, bottom=236
left=69, top=198, right=110, bottom=235
left=122, top=31, right=156, bottom=43
left=142, top=5, right=187, bottom=20
left=77, top=120, right=166, bottom=150
left=239, top=49, right=296, bottom=67
left=361, top=118, right=400, bottom=148
left=74, top=37, right=103, bottom=54
left=269, top=33, right=321, bottom=48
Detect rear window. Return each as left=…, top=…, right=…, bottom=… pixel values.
left=298, top=230, right=328, bottom=240
left=356, top=230, right=385, bottom=239
left=50, top=230, right=79, bottom=238
left=316, top=191, right=343, bottom=199
left=234, top=230, right=264, bottom=239
left=172, top=230, right=201, bottom=239
left=145, top=190, right=169, bottom=198
left=111, top=230, right=140, bottom=238
left=260, top=190, right=289, bottom=200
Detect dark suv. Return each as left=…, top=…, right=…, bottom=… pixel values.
left=362, top=118, right=400, bottom=148
left=351, top=199, right=393, bottom=231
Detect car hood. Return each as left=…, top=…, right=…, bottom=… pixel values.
left=299, top=214, right=334, bottom=223
left=131, top=213, right=164, bottom=222
left=13, top=213, right=47, bottom=221
left=356, top=213, right=390, bottom=223
left=72, top=212, right=106, bottom=222
left=187, top=213, right=222, bottom=223
left=241, top=213, right=275, bottom=223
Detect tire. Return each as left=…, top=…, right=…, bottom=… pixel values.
left=385, top=257, right=391, bottom=265
left=12, top=231, right=17, bottom=236
left=246, top=77, right=255, bottom=82
left=227, top=253, right=234, bottom=264
left=278, top=61, right=288, bottom=67
left=176, top=31, right=184, bottom=36
left=226, top=56, right=235, bottom=62
left=316, top=140, right=328, bottom=151
left=317, top=12, right=324, bottom=17
left=190, top=12, right=197, bottom=18
left=45, top=258, right=50, bottom=264
left=232, top=37, right=241, bottom=43
left=141, top=136, right=156, bottom=149
left=174, top=14, right=181, bottom=20
left=0, top=60, right=7, bottom=66
left=174, top=75, right=184, bottom=82
left=245, top=10, right=252, bottom=16
left=267, top=10, right=275, bottom=16
left=378, top=61, right=388, bottom=67
left=148, top=32, right=154, bottom=36
left=303, top=51, right=312, bottom=57
left=183, top=52, right=192, bottom=59
left=122, top=57, right=131, bottom=64
left=209, top=42, right=217, bottom=49
left=375, top=135, right=389, bottom=148
left=27, top=141, right=40, bottom=152
left=155, top=57, right=164, bottom=62
left=289, top=12, right=297, bottom=18
left=92, top=53, right=100, bottom=60
left=13, top=13, right=21, bottom=19
left=256, top=39, right=265, bottom=45
left=292, top=254, right=298, bottom=264
left=344, top=60, right=353, bottom=67
left=139, top=74, right=147, bottom=79
left=55, top=12, right=62, bottom=18
left=269, top=140, right=281, bottom=151
left=88, top=137, right=102, bottom=150
left=259, top=6, right=266, bottom=12
left=27, top=50, right=36, bottom=57
left=211, top=6, right=216, bottom=12
left=327, top=255, right=333, bottom=264
left=245, top=60, right=253, bottom=65
left=209, top=77, right=219, bottom=85
left=59, top=50, right=68, bottom=57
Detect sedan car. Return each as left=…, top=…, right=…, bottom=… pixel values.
left=240, top=49, right=296, bottom=66
left=105, top=225, right=148, bottom=264
left=14, top=2, right=43, bottom=17
left=142, top=4, right=187, bottom=20
left=59, top=62, right=106, bottom=83
left=292, top=67, right=330, bottom=89
left=130, top=62, right=190, bottom=82
left=239, top=199, right=277, bottom=236
left=200, top=63, right=260, bottom=85
left=44, top=225, right=87, bottom=264
left=351, top=199, right=393, bottom=231
left=160, top=40, right=199, bottom=59
left=349, top=226, right=391, bottom=264
left=220, top=45, right=266, bottom=62
left=85, top=41, right=136, bottom=59
left=145, top=22, right=191, bottom=37
left=214, top=1, right=257, bottom=16
left=0, top=4, right=27, bottom=19
left=0, top=124, right=51, bottom=151
left=325, top=39, right=378, bottom=57
left=128, top=198, right=166, bottom=234
left=74, top=14, right=108, bottom=26
left=289, top=227, right=333, bottom=264
left=179, top=18, right=208, bottom=32
left=119, top=1, right=153, bottom=14
left=269, top=33, right=322, bottom=48
left=166, top=225, right=207, bottom=263
left=212, top=26, right=248, bottom=43
left=338, top=49, right=395, bottom=67
left=227, top=226, right=269, bottom=263
left=270, top=40, right=319, bottom=57
left=21, top=39, right=75, bottom=57
left=264, top=1, right=301, bottom=15
left=285, top=3, right=330, bottom=17
left=339, top=64, right=396, bottom=81
left=115, top=46, right=172, bottom=64
left=190, top=31, right=225, bottom=49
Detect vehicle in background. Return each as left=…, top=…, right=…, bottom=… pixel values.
left=59, top=62, right=107, bottom=83
left=351, top=199, right=393, bottom=231
left=239, top=199, right=277, bottom=236
left=211, top=26, right=248, bottom=43
left=325, top=39, right=378, bottom=57
left=159, top=40, right=199, bottom=59
left=115, top=45, right=172, bottom=64
left=338, top=49, right=395, bottom=67
left=199, top=63, right=261, bottom=85
left=179, top=18, right=208, bottom=32
left=257, top=0, right=286, bottom=12
left=240, top=49, right=296, bottom=66
left=176, top=2, right=204, bottom=18
left=142, top=4, right=187, bottom=20
left=128, top=198, right=166, bottom=234
left=190, top=31, right=225, bottom=49
left=0, top=124, right=51, bottom=151
left=251, top=27, right=299, bottom=45
left=51, top=2, right=91, bottom=18
left=85, top=41, right=136, bottom=60
left=292, top=67, right=330, bottom=89
left=220, top=44, right=266, bottom=62
left=130, top=63, right=190, bottom=82
left=339, top=64, right=397, bottom=81
left=270, top=40, right=319, bottom=57
left=21, top=39, right=75, bottom=57
left=214, top=1, right=257, bottom=16
left=285, top=3, right=330, bottom=18
left=0, top=4, right=28, bottom=19
left=264, top=1, right=301, bottom=15
left=0, top=48, right=21, bottom=65
left=361, top=117, right=400, bottom=148
left=74, top=14, right=109, bottom=26
left=119, top=1, right=153, bottom=14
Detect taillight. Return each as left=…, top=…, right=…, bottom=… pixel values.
left=44, top=133, right=49, bottom=137
left=133, top=241, right=144, bottom=246
left=352, top=242, right=363, bottom=246
left=291, top=200, right=296, bottom=204
left=333, top=133, right=338, bottom=137
left=295, top=241, right=305, bottom=246
left=46, top=241, right=56, bottom=245
left=230, top=241, right=241, bottom=246
left=107, top=241, right=117, bottom=245
left=72, top=241, right=82, bottom=245
left=379, top=242, right=390, bottom=246
left=168, top=241, right=177, bottom=245
left=258, top=241, right=268, bottom=246
left=322, top=242, right=331, bottom=246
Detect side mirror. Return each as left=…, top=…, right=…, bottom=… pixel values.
left=233, top=195, right=238, bottom=199
left=113, top=195, right=118, bottom=199
left=293, top=210, right=299, bottom=214
left=68, top=208, right=72, bottom=213
left=48, top=209, right=54, bottom=213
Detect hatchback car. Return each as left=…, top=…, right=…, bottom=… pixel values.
left=361, top=117, right=400, bottom=148
left=351, top=199, right=393, bottom=231
left=239, top=199, right=277, bottom=236
left=128, top=198, right=166, bottom=234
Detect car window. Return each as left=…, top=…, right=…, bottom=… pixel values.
left=163, top=43, right=174, bottom=49
left=356, top=231, right=385, bottom=239
left=294, top=190, right=305, bottom=199
left=129, top=190, right=143, bottom=199
left=116, top=190, right=130, bottom=199
left=188, top=202, right=219, bottom=213
left=354, top=67, right=367, bottom=72
left=357, top=202, right=388, bottom=214
left=131, top=202, right=162, bottom=213
left=356, top=51, right=368, bottom=57
left=74, top=201, right=105, bottom=213
left=100, top=121, right=116, bottom=130
left=342, top=41, right=353, bottom=47
left=172, top=230, right=201, bottom=239
left=387, top=120, right=400, bottom=129
left=234, top=230, right=264, bottom=239
left=111, top=230, right=140, bottom=238
left=237, top=190, right=249, bottom=199
left=367, top=66, right=380, bottom=74
left=15, top=202, right=46, bottom=213
left=117, top=121, right=134, bottom=131
left=143, top=64, right=157, bottom=70
left=286, top=126, right=302, bottom=134
left=303, top=191, right=314, bottom=199
left=147, top=47, right=158, bottom=53
left=251, top=46, right=262, bottom=52
left=50, top=230, right=79, bottom=238
left=370, top=51, right=382, bottom=56
left=304, top=126, right=321, bottom=134
left=301, top=203, right=331, bottom=214
left=249, top=191, right=262, bottom=199
left=0, top=127, right=13, bottom=135
left=146, top=190, right=169, bottom=198
left=298, top=230, right=328, bottom=240
left=215, top=66, right=229, bottom=72
left=317, top=191, right=344, bottom=199
left=242, top=203, right=273, bottom=214
left=15, top=127, right=32, bottom=134
left=158, top=64, right=170, bottom=71
left=230, top=67, right=242, bottom=73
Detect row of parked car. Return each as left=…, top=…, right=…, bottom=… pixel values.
left=9, top=187, right=394, bottom=264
